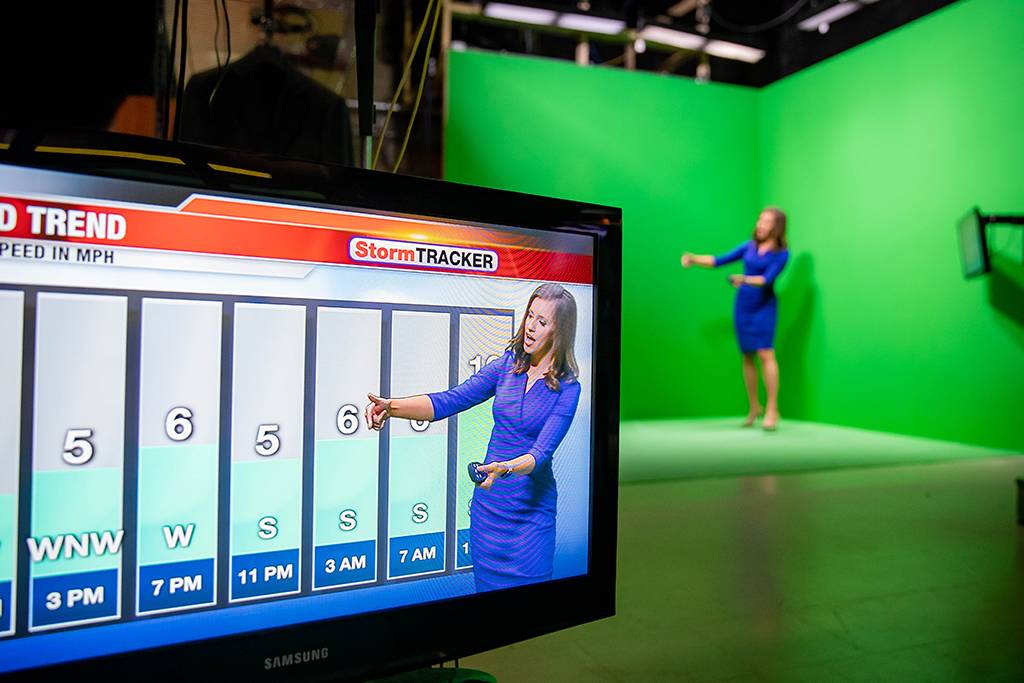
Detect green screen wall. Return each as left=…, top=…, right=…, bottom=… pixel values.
left=445, top=51, right=763, bottom=422
left=445, top=0, right=1024, bottom=451
left=758, top=0, right=1024, bottom=449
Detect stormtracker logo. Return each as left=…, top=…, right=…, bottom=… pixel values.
left=264, top=647, right=329, bottom=670
left=349, top=236, right=498, bottom=272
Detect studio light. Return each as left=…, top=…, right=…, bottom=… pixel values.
left=556, top=13, right=626, bottom=35
left=464, top=5, right=767, bottom=66
left=639, top=25, right=705, bottom=51
left=642, top=25, right=763, bottom=64
left=483, top=2, right=557, bottom=26
left=704, top=40, right=765, bottom=64
left=797, top=1, right=862, bottom=32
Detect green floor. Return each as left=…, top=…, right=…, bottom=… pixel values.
left=619, top=418, right=1019, bottom=484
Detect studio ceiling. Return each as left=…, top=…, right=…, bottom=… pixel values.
left=450, top=0, right=961, bottom=86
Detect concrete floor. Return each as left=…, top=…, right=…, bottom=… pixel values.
left=463, top=457, right=1024, bottom=681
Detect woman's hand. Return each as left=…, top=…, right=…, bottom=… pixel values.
left=364, top=393, right=392, bottom=431
left=729, top=274, right=746, bottom=288
left=475, top=461, right=512, bottom=490
left=681, top=252, right=694, bottom=268
left=474, top=455, right=537, bottom=490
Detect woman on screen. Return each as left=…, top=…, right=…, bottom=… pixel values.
left=363, top=283, right=581, bottom=592
left=681, top=207, right=790, bottom=431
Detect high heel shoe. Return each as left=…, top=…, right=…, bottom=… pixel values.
left=762, top=414, right=779, bottom=432
left=742, top=409, right=763, bottom=428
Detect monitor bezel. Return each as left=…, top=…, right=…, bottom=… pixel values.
left=0, top=129, right=621, bottom=680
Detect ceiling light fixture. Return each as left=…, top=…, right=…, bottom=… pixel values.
left=639, top=25, right=705, bottom=51
left=469, top=5, right=766, bottom=66
left=641, top=25, right=763, bottom=64
left=704, top=39, right=765, bottom=63
left=483, top=3, right=557, bottom=26
left=556, top=13, right=626, bottom=35
left=797, top=1, right=862, bottom=32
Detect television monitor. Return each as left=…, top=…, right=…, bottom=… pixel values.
left=0, top=130, right=621, bottom=679
left=958, top=206, right=989, bottom=278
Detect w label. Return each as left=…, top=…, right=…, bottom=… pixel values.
left=26, top=530, right=124, bottom=562
left=163, top=524, right=195, bottom=549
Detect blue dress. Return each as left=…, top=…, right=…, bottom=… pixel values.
left=715, top=241, right=789, bottom=353
left=428, top=351, right=581, bottom=592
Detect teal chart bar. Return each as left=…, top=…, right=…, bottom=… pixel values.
left=312, top=308, right=382, bottom=590
left=29, top=293, right=127, bottom=632
left=229, top=304, right=306, bottom=602
left=455, top=314, right=513, bottom=570
left=0, top=291, right=23, bottom=636
left=136, top=299, right=222, bottom=615
left=388, top=311, right=450, bottom=579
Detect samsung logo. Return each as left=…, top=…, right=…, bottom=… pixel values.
left=264, top=647, right=329, bottom=670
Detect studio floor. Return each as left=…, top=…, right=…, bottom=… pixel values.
left=463, top=455, right=1024, bottom=681
left=618, top=418, right=1017, bottom=483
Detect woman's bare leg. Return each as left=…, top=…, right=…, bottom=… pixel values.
left=742, top=352, right=762, bottom=426
left=758, top=348, right=779, bottom=429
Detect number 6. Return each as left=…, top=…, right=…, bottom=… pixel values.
left=336, top=404, right=359, bottom=435
left=165, top=407, right=194, bottom=442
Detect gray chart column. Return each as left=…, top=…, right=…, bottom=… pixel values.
left=388, top=311, right=450, bottom=579
left=29, top=292, right=127, bottom=632
left=312, top=308, right=382, bottom=590
left=136, top=298, right=222, bottom=615
left=455, top=314, right=514, bottom=569
left=0, top=291, right=24, bottom=636
left=229, top=303, right=306, bottom=602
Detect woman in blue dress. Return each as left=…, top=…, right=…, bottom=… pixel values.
left=363, top=283, right=581, bottom=592
left=682, top=208, right=789, bottom=431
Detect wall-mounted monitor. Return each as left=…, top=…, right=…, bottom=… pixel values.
left=958, top=206, right=989, bottom=278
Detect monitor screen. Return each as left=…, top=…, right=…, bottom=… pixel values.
left=958, top=207, right=989, bottom=278
left=0, top=134, right=620, bottom=678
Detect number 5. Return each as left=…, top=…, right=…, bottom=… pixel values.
left=63, top=428, right=94, bottom=465
left=255, top=424, right=281, bottom=456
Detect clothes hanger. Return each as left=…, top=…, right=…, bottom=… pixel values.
left=206, top=1, right=317, bottom=111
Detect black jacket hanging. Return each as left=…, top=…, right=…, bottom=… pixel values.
left=179, top=44, right=353, bottom=166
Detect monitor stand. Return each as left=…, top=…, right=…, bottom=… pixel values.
left=368, top=667, right=497, bottom=683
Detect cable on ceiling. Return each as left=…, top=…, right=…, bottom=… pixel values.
left=711, top=0, right=811, bottom=33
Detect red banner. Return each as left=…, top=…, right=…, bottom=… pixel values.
left=0, top=194, right=593, bottom=284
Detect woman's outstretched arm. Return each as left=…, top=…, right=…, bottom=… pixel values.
left=683, top=242, right=749, bottom=269
left=366, top=353, right=507, bottom=430
left=365, top=394, right=433, bottom=430
left=681, top=253, right=716, bottom=268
